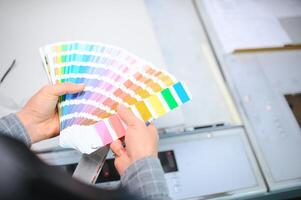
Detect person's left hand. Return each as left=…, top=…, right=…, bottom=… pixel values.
left=16, top=83, right=85, bottom=143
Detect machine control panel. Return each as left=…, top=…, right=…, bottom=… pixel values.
left=63, top=150, right=178, bottom=184
left=59, top=129, right=264, bottom=199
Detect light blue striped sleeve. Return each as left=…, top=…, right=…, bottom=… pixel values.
left=121, top=156, right=171, bottom=200
left=0, top=113, right=31, bottom=146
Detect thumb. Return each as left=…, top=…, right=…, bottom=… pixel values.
left=44, top=83, right=85, bottom=97
left=117, top=104, right=141, bottom=126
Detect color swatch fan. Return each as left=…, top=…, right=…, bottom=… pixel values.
left=40, top=41, right=191, bottom=154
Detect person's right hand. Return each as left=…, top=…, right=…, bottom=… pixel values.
left=110, top=105, right=159, bottom=176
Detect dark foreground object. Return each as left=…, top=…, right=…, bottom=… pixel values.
left=0, top=135, right=135, bottom=200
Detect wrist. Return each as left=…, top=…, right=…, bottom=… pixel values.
left=124, top=154, right=157, bottom=173
left=131, top=150, right=158, bottom=163
left=16, top=110, right=38, bottom=143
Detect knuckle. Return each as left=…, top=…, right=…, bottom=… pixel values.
left=148, top=124, right=157, bottom=132
left=110, top=142, right=117, bottom=150
left=135, top=120, right=145, bottom=127
left=64, top=82, right=72, bottom=87
left=40, top=85, right=50, bottom=93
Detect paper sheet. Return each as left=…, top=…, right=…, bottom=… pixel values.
left=202, top=0, right=299, bottom=53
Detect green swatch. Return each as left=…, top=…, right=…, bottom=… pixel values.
left=62, top=44, right=68, bottom=51
left=161, top=88, right=178, bottom=109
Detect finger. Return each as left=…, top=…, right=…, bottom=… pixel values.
left=114, top=154, right=131, bottom=176
left=44, top=83, right=85, bottom=97
left=147, top=123, right=157, bottom=133
left=117, top=104, right=141, bottom=126
left=110, top=139, right=126, bottom=157
left=147, top=124, right=159, bottom=140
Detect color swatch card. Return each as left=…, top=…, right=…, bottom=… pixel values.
left=40, top=41, right=191, bottom=154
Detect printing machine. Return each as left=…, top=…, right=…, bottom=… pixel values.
left=196, top=0, right=301, bottom=198
left=0, top=0, right=300, bottom=199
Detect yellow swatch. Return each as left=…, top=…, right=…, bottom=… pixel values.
left=147, top=95, right=166, bottom=117
left=135, top=101, right=152, bottom=121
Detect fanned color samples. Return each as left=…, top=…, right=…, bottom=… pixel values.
left=40, top=41, right=191, bottom=154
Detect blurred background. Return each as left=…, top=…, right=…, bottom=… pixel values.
left=0, top=0, right=300, bottom=199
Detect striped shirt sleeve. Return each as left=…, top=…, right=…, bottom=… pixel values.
left=0, top=113, right=31, bottom=146
left=121, top=156, right=171, bottom=200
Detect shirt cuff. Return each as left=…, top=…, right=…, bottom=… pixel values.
left=0, top=113, right=31, bottom=146
left=121, top=156, right=170, bottom=199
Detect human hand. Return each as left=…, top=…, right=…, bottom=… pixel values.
left=110, top=105, right=159, bottom=176
left=16, top=83, right=85, bottom=143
